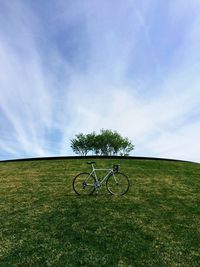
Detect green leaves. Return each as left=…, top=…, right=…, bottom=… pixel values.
left=70, top=133, right=90, bottom=156
left=70, top=129, right=134, bottom=156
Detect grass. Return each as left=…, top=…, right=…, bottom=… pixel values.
left=0, top=158, right=200, bottom=266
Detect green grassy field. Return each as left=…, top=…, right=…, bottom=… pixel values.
left=0, top=158, right=199, bottom=266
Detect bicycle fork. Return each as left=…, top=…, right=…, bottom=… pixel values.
left=112, top=172, right=119, bottom=185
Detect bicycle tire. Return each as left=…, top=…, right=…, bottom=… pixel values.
left=106, top=172, right=130, bottom=195
left=73, top=172, right=96, bottom=195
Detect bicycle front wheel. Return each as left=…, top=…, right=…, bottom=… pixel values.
left=106, top=172, right=130, bottom=195
left=73, top=172, right=95, bottom=195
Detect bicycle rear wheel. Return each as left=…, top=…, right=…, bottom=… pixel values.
left=106, top=172, right=130, bottom=195
left=73, top=172, right=95, bottom=195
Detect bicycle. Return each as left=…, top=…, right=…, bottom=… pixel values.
left=73, top=161, right=130, bottom=195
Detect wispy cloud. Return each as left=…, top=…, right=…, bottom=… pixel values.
left=0, top=2, right=53, bottom=157
left=0, top=0, right=200, bottom=162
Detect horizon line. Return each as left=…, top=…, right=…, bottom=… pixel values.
left=0, top=155, right=198, bottom=164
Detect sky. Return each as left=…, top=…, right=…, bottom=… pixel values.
left=0, top=0, right=200, bottom=162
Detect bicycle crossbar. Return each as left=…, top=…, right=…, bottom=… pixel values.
left=93, top=168, right=112, bottom=171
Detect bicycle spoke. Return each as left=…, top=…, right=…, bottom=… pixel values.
left=73, top=173, right=95, bottom=195
left=106, top=172, right=130, bottom=195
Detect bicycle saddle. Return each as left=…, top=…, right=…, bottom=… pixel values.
left=87, top=161, right=95, bottom=164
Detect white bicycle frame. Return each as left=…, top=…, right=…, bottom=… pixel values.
left=89, top=163, right=117, bottom=186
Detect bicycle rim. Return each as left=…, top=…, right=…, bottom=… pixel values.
left=73, top=172, right=95, bottom=195
left=106, top=172, right=130, bottom=195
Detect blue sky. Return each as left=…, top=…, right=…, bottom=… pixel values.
left=0, top=0, right=200, bottom=162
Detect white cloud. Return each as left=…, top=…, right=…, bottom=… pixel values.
left=146, top=120, right=200, bottom=162
left=0, top=2, right=54, bottom=157
left=0, top=0, right=200, bottom=162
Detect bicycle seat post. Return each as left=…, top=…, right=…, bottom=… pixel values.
left=87, top=161, right=96, bottom=172
left=91, top=163, right=95, bottom=172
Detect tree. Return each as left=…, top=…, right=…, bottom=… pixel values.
left=70, top=133, right=89, bottom=156
left=96, top=129, right=113, bottom=155
left=70, top=129, right=134, bottom=156
left=96, top=129, right=122, bottom=155
left=120, top=137, right=134, bottom=156
left=86, top=132, right=96, bottom=155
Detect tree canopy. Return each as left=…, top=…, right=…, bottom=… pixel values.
left=70, top=129, right=134, bottom=156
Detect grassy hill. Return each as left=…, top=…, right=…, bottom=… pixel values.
left=0, top=157, right=199, bottom=266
